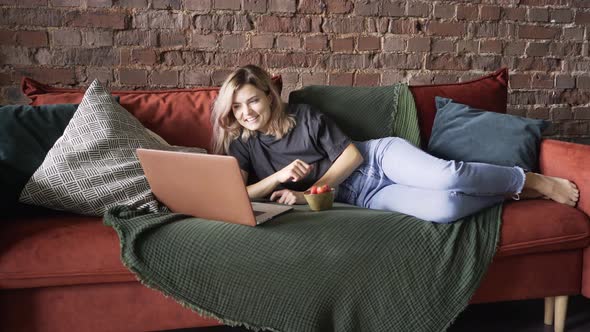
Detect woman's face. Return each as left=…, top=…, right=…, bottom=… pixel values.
left=232, top=84, right=273, bottom=133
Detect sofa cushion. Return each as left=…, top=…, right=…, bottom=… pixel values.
left=428, top=97, right=548, bottom=171
left=409, top=68, right=508, bottom=145
left=497, top=200, right=590, bottom=257
left=21, top=76, right=283, bottom=151
left=1, top=201, right=588, bottom=289
left=19, top=80, right=170, bottom=216
left=0, top=104, right=78, bottom=217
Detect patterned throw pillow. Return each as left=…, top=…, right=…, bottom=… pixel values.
left=19, top=80, right=198, bottom=216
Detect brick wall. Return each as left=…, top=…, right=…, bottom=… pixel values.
left=1, top=0, right=589, bottom=141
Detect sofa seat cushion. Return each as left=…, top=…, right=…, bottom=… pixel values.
left=1, top=200, right=588, bottom=289
left=0, top=213, right=134, bottom=289
left=497, top=200, right=590, bottom=257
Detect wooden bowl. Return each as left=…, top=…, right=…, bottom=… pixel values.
left=304, top=189, right=334, bottom=211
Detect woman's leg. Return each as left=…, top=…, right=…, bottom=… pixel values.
left=377, top=137, right=525, bottom=196
left=367, top=183, right=504, bottom=224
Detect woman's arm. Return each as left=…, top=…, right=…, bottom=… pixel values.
left=313, top=143, right=363, bottom=189
left=269, top=143, right=364, bottom=205
left=240, top=159, right=314, bottom=199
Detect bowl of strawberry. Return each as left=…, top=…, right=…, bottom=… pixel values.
left=304, top=184, right=334, bottom=211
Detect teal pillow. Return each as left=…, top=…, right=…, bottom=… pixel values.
left=428, top=97, right=549, bottom=171
left=0, top=104, right=78, bottom=216
left=289, top=84, right=421, bottom=146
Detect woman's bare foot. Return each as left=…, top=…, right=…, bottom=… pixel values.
left=524, top=173, right=580, bottom=206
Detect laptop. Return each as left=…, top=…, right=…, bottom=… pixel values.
left=136, top=148, right=293, bottom=226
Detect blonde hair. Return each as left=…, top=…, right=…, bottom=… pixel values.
left=211, top=65, right=296, bottom=155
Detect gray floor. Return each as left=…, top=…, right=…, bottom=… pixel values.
left=169, top=295, right=590, bottom=332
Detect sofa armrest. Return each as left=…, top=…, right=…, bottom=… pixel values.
left=539, top=139, right=590, bottom=217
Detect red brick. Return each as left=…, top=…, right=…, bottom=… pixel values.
left=119, top=69, right=147, bottom=85
left=301, top=72, right=326, bottom=85
left=68, top=11, right=127, bottom=29
left=330, top=54, right=370, bottom=69
left=354, top=0, right=379, bottom=16
left=409, top=73, right=434, bottom=85
left=457, top=40, right=478, bottom=54
left=355, top=72, right=380, bottom=86
left=407, top=1, right=429, bottom=17
left=119, top=48, right=131, bottom=65
left=332, top=37, right=354, bottom=52
left=298, top=0, right=323, bottom=13
left=15, top=31, right=47, bottom=47
left=15, top=67, right=76, bottom=84
left=480, top=6, right=501, bottom=21
left=407, top=37, right=430, bottom=52
left=575, top=11, right=590, bottom=25
left=426, top=54, right=470, bottom=70
left=251, top=35, right=274, bottom=49
left=551, top=107, right=572, bottom=121
left=86, top=0, right=112, bottom=7
left=532, top=73, right=553, bottom=89
left=0, top=0, right=15, bottom=4
left=162, top=51, right=184, bottom=66
left=474, top=23, right=498, bottom=37
left=577, top=76, right=590, bottom=89
left=242, top=0, right=266, bottom=12
left=85, top=68, right=113, bottom=84
left=213, top=0, right=240, bottom=9
left=509, top=73, right=531, bottom=89
left=426, top=22, right=465, bottom=37
left=131, top=49, right=157, bottom=65
left=269, top=0, right=296, bottom=13
left=191, top=33, right=217, bottom=48
left=383, top=1, right=406, bottom=17
left=357, top=36, right=380, bottom=51
left=431, top=39, right=454, bottom=53
left=518, top=25, right=560, bottom=39
left=116, top=0, right=147, bottom=7
left=264, top=52, right=325, bottom=69
left=280, top=71, right=298, bottom=85
left=159, top=31, right=186, bottom=47
left=184, top=70, right=211, bottom=86
left=329, top=72, right=353, bottom=86
left=528, top=8, right=549, bottom=22
left=84, top=31, right=113, bottom=47
left=148, top=12, right=189, bottom=29
left=374, top=53, right=422, bottom=69
left=526, top=42, right=549, bottom=56
left=520, top=0, right=569, bottom=5
left=153, top=0, right=181, bottom=9
left=434, top=4, right=455, bottom=19
left=0, top=30, right=16, bottom=45
left=212, top=69, right=232, bottom=85
left=257, top=16, right=311, bottom=33
left=574, top=107, right=590, bottom=120
left=433, top=73, right=460, bottom=85
left=383, top=36, right=405, bottom=51
left=3, top=8, right=64, bottom=27
left=381, top=70, right=405, bottom=85
left=221, top=34, right=246, bottom=49
left=0, top=71, right=12, bottom=85
left=50, top=0, right=80, bottom=6
left=457, top=5, right=477, bottom=20
left=514, top=57, right=561, bottom=71
left=479, top=40, right=502, bottom=54
left=185, top=0, right=211, bottom=11
left=550, top=42, right=582, bottom=57
left=276, top=36, right=301, bottom=50
left=389, top=19, right=419, bottom=34
left=322, top=17, right=363, bottom=33
left=305, top=35, right=327, bottom=50
left=502, top=7, right=526, bottom=21
left=325, top=0, right=352, bottom=14
left=564, top=27, right=584, bottom=41
left=366, top=17, right=389, bottom=34
left=52, top=30, right=82, bottom=46
left=504, top=41, right=526, bottom=55
left=556, top=75, right=575, bottom=89
left=527, top=108, right=550, bottom=120
left=151, top=71, right=178, bottom=86
left=115, top=30, right=157, bottom=46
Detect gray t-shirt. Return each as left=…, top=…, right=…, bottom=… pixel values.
left=228, top=103, right=351, bottom=192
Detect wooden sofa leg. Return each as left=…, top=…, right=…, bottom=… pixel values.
left=545, top=296, right=555, bottom=325
left=554, top=295, right=568, bottom=332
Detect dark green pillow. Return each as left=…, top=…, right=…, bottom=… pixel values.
left=0, top=104, right=79, bottom=216
left=427, top=97, right=549, bottom=171
left=289, top=84, right=421, bottom=146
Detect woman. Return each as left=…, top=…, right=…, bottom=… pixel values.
left=211, top=65, right=579, bottom=223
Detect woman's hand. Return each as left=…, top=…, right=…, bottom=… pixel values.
left=274, top=159, right=314, bottom=183
left=270, top=189, right=306, bottom=205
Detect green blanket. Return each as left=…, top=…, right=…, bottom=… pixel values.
left=104, top=203, right=501, bottom=332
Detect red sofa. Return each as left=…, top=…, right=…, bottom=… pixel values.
left=1, top=70, right=589, bottom=332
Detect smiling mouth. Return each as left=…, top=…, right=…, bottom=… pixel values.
left=244, top=115, right=259, bottom=123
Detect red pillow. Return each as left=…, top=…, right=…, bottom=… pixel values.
left=21, top=76, right=283, bottom=152
left=409, top=68, right=508, bottom=146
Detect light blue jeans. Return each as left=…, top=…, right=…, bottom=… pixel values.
left=335, top=137, right=526, bottom=223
